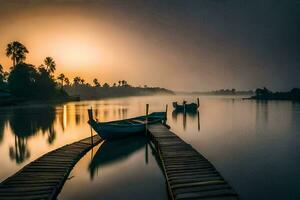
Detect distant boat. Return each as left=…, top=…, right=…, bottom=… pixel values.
left=88, top=110, right=166, bottom=140
left=173, top=98, right=199, bottom=112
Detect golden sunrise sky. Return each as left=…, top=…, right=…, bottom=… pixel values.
left=0, top=1, right=299, bottom=91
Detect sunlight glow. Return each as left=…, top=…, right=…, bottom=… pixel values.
left=54, top=38, right=101, bottom=69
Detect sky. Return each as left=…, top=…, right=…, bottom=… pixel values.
left=0, top=0, right=299, bottom=91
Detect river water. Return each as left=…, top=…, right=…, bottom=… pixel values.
left=0, top=95, right=299, bottom=199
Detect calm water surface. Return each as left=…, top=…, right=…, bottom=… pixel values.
left=0, top=95, right=299, bottom=200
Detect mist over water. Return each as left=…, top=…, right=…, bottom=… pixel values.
left=0, top=95, right=299, bottom=199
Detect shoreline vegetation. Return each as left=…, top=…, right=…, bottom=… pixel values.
left=65, top=85, right=174, bottom=100
left=0, top=41, right=174, bottom=107
left=190, top=89, right=254, bottom=96
left=249, top=87, right=300, bottom=101
left=1, top=41, right=299, bottom=107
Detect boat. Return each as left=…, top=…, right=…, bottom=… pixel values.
left=173, top=98, right=199, bottom=112
left=88, top=110, right=166, bottom=140
left=89, top=136, right=146, bottom=179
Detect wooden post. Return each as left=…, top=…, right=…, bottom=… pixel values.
left=165, top=104, right=168, bottom=124
left=183, top=111, right=187, bottom=130
left=183, top=100, right=186, bottom=113
left=90, top=126, right=94, bottom=145
left=145, top=104, right=149, bottom=136
left=88, top=107, right=94, bottom=145
left=197, top=98, right=200, bottom=108
left=197, top=111, right=200, bottom=131
left=145, top=141, right=149, bottom=164
left=88, top=108, right=93, bottom=121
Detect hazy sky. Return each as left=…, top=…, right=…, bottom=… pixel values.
left=0, top=0, right=299, bottom=91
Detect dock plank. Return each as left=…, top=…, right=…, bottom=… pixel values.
left=148, top=124, right=238, bottom=200
left=0, top=135, right=102, bottom=200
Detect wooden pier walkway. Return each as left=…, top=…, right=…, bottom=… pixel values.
left=0, top=135, right=102, bottom=200
left=148, top=124, right=238, bottom=200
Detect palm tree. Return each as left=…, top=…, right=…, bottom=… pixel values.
left=0, top=64, right=4, bottom=84
left=6, top=41, right=29, bottom=67
left=57, top=73, right=65, bottom=88
left=44, top=57, right=56, bottom=74
left=3, top=72, right=9, bottom=83
left=103, top=83, right=110, bottom=88
left=0, top=64, right=8, bottom=86
left=73, top=76, right=81, bottom=85
left=93, top=78, right=100, bottom=87
left=80, top=78, right=85, bottom=85
left=64, top=77, right=70, bottom=86
left=122, top=80, right=128, bottom=86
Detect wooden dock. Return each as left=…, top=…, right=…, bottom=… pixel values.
left=148, top=124, right=238, bottom=200
left=0, top=135, right=102, bottom=200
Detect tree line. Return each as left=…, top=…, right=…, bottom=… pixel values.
left=0, top=41, right=133, bottom=100
left=252, top=87, right=300, bottom=101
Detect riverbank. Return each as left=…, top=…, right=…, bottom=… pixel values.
left=0, top=88, right=174, bottom=108
left=0, top=95, right=80, bottom=107
left=247, top=87, right=300, bottom=101
left=248, top=96, right=300, bottom=101
left=64, top=85, right=175, bottom=100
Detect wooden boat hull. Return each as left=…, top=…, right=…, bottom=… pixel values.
left=90, top=122, right=145, bottom=140
left=88, top=112, right=166, bottom=140
left=173, top=102, right=198, bottom=111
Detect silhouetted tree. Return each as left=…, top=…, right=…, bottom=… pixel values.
left=8, top=63, right=38, bottom=98
left=290, top=88, right=300, bottom=99
left=44, top=57, right=56, bottom=74
left=6, top=41, right=29, bottom=67
left=255, top=88, right=263, bottom=97
left=3, top=72, right=9, bottom=83
left=57, top=73, right=65, bottom=88
left=93, top=78, right=100, bottom=87
left=0, top=64, right=5, bottom=87
left=121, top=80, right=128, bottom=86
left=80, top=78, right=85, bottom=85
left=73, top=76, right=81, bottom=85
left=36, top=67, right=56, bottom=98
left=64, top=77, right=70, bottom=86
left=103, top=82, right=110, bottom=88
left=118, top=80, right=121, bottom=86
left=255, top=87, right=272, bottom=98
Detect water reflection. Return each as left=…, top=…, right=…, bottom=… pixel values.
left=6, top=106, right=57, bottom=164
left=172, top=110, right=200, bottom=131
left=255, top=100, right=269, bottom=132
left=0, top=101, right=148, bottom=166
left=1, top=96, right=299, bottom=199
left=89, top=136, right=147, bottom=179
left=9, top=136, right=30, bottom=164
left=9, top=107, right=56, bottom=138
left=0, top=116, right=7, bottom=142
